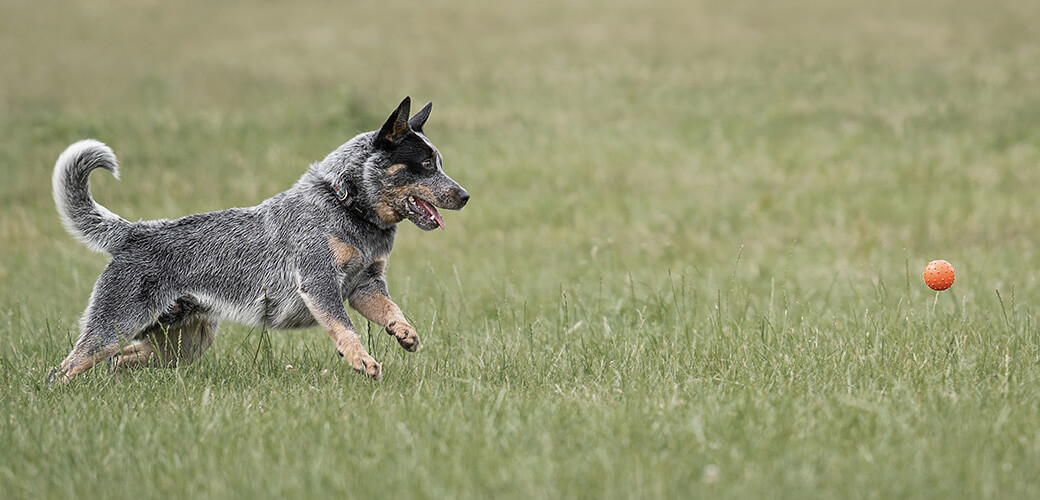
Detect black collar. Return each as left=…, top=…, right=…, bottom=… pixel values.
left=329, top=181, right=360, bottom=211
left=332, top=184, right=352, bottom=205
left=328, top=181, right=379, bottom=224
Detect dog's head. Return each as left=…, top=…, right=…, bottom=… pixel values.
left=345, top=97, right=469, bottom=231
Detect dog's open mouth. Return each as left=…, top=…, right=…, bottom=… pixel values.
left=404, top=195, right=444, bottom=230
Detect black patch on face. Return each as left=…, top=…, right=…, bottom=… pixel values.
left=366, top=109, right=468, bottom=230
left=382, top=133, right=437, bottom=175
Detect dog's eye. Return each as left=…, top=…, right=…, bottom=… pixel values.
left=421, top=159, right=433, bottom=169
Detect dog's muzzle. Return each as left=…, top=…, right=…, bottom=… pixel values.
left=452, top=187, right=470, bottom=209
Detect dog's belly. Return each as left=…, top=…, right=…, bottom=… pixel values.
left=191, top=290, right=316, bottom=329
left=269, top=297, right=318, bottom=329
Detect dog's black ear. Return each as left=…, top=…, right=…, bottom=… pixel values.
left=408, top=102, right=433, bottom=133
left=375, top=96, right=412, bottom=149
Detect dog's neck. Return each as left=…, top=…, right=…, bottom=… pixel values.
left=330, top=181, right=354, bottom=206
left=323, top=178, right=389, bottom=229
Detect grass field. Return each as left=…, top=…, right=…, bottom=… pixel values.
left=3, top=0, right=1040, bottom=498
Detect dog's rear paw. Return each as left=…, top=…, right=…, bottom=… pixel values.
left=386, top=321, right=419, bottom=352
left=350, top=354, right=382, bottom=380
left=46, top=367, right=69, bottom=386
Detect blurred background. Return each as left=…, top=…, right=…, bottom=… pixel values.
left=3, top=0, right=1040, bottom=310
left=3, top=0, right=1040, bottom=497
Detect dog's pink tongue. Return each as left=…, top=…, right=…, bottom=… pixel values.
left=415, top=197, right=444, bottom=229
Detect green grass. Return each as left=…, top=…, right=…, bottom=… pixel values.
left=4, top=0, right=1040, bottom=497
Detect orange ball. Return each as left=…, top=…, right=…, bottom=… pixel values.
left=923, top=260, right=955, bottom=291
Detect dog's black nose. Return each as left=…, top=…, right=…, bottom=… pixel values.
left=457, top=188, right=470, bottom=207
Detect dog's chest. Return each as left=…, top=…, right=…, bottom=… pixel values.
left=326, top=234, right=389, bottom=285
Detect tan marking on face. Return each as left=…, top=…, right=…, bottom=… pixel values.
left=373, top=202, right=404, bottom=225
left=410, top=185, right=439, bottom=204
left=374, top=184, right=444, bottom=225
left=326, top=235, right=359, bottom=268
left=375, top=178, right=449, bottom=225
left=373, top=186, right=410, bottom=224
left=386, top=164, right=406, bottom=176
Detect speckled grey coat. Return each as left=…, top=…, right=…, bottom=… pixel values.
left=50, top=97, right=469, bottom=382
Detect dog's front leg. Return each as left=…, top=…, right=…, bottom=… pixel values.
left=349, top=281, right=418, bottom=352
left=299, top=280, right=381, bottom=380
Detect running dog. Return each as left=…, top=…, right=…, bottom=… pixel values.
left=49, top=97, right=468, bottom=382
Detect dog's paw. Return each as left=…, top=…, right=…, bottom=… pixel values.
left=349, top=353, right=382, bottom=380
left=46, top=367, right=70, bottom=386
left=386, top=321, right=419, bottom=352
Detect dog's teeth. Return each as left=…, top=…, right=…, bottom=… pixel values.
left=408, top=196, right=415, bottom=203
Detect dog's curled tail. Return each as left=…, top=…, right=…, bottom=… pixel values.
left=52, top=140, right=131, bottom=254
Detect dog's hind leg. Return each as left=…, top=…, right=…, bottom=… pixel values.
left=51, top=340, right=122, bottom=383
left=113, top=317, right=218, bottom=371
left=112, top=340, right=156, bottom=371
left=154, top=317, right=217, bottom=366
left=51, top=306, right=154, bottom=383
left=49, top=264, right=162, bottom=384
